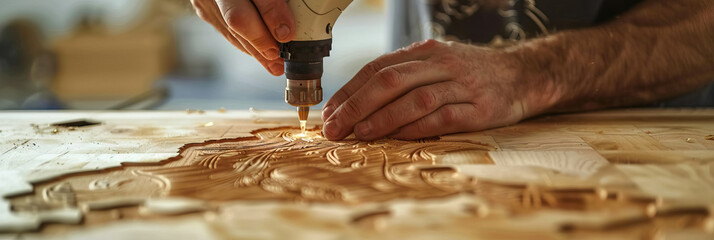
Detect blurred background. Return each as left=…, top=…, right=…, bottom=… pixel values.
left=0, top=0, right=388, bottom=111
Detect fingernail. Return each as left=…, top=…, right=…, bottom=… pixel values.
left=269, top=63, right=283, bottom=75
left=355, top=121, right=372, bottom=139
left=275, top=24, right=290, bottom=41
left=323, top=120, right=340, bottom=139
left=322, top=105, right=335, bottom=121
left=263, top=48, right=279, bottom=60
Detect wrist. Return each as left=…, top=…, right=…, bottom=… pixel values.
left=504, top=36, right=565, bottom=118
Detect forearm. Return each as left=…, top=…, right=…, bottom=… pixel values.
left=511, top=0, right=714, bottom=115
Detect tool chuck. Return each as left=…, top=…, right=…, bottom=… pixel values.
left=280, top=39, right=331, bottom=121
left=280, top=0, right=352, bottom=123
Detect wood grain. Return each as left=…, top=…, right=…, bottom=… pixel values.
left=0, top=109, right=713, bottom=239
left=488, top=150, right=609, bottom=176
left=581, top=134, right=670, bottom=151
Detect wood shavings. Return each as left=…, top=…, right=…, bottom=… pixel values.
left=186, top=109, right=205, bottom=114
left=51, top=119, right=101, bottom=128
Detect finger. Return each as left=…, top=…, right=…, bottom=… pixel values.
left=353, top=81, right=468, bottom=140
left=322, top=60, right=453, bottom=140
left=322, top=39, right=445, bottom=121
left=251, top=0, right=296, bottom=42
left=232, top=32, right=285, bottom=75
left=201, top=0, right=284, bottom=75
left=192, top=0, right=249, bottom=55
left=216, top=0, right=281, bottom=60
left=389, top=104, right=482, bottom=140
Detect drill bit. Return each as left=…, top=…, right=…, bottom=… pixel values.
left=298, top=106, right=309, bottom=135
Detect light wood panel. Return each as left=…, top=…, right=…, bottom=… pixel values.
left=0, top=109, right=713, bottom=239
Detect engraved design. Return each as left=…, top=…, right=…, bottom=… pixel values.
left=9, top=127, right=492, bottom=217
left=5, top=127, right=712, bottom=235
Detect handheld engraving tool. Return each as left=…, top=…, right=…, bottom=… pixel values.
left=280, top=0, right=353, bottom=129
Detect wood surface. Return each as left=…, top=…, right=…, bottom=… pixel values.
left=0, top=109, right=713, bottom=240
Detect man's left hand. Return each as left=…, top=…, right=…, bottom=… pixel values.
left=321, top=39, right=552, bottom=140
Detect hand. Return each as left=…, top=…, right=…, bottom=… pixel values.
left=191, top=0, right=295, bottom=76
left=321, top=39, right=553, bottom=140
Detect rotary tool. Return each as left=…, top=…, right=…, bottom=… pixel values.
left=280, top=0, right=353, bottom=129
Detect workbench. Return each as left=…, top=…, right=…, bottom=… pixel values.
left=1, top=109, right=713, bottom=239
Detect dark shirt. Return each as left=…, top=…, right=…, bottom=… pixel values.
left=430, top=0, right=644, bottom=44
left=427, top=0, right=713, bottom=107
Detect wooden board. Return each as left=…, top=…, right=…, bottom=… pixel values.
left=1, top=109, right=713, bottom=239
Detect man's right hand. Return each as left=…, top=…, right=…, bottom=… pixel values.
left=191, top=0, right=296, bottom=76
